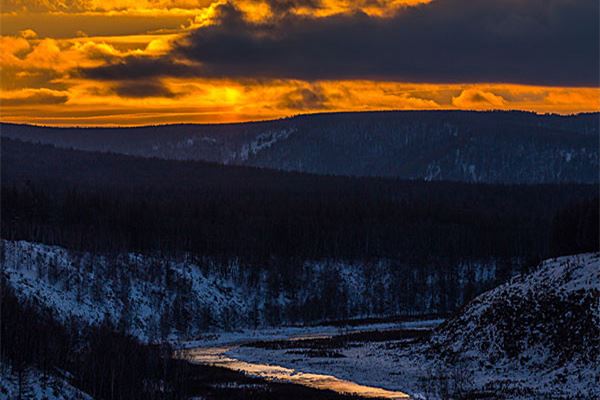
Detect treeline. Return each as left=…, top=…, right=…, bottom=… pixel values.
left=1, top=138, right=598, bottom=263
left=550, top=197, right=599, bottom=257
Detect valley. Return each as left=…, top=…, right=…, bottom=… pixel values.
left=2, top=0, right=598, bottom=396
left=1, top=111, right=598, bottom=399
left=185, top=254, right=599, bottom=399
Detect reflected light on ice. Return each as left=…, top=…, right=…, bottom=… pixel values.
left=184, top=346, right=410, bottom=399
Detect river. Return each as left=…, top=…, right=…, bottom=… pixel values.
left=184, top=344, right=410, bottom=399
left=179, top=321, right=444, bottom=399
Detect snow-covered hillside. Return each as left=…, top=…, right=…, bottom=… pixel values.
left=427, top=252, right=600, bottom=398
left=231, top=128, right=297, bottom=162
left=1, top=240, right=500, bottom=342
left=1, top=240, right=257, bottom=342
left=0, top=366, right=91, bottom=400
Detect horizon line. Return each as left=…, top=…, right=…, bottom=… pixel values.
left=1, top=109, right=598, bottom=129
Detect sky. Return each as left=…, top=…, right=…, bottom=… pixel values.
left=1, top=0, right=599, bottom=126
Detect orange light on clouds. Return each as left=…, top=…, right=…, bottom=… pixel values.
left=2, top=77, right=598, bottom=126
left=1, top=0, right=598, bottom=126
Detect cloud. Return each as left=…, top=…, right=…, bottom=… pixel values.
left=1, top=0, right=91, bottom=13
left=0, top=0, right=425, bottom=15
left=0, top=0, right=213, bottom=13
left=452, top=89, right=507, bottom=109
left=263, top=0, right=321, bottom=14
left=113, top=81, right=176, bottom=98
left=279, top=86, right=329, bottom=109
left=2, top=0, right=598, bottom=120
left=175, top=0, right=599, bottom=86
left=76, top=0, right=599, bottom=87
left=19, top=29, right=38, bottom=39
left=1, top=90, right=69, bottom=106
left=79, top=57, right=199, bottom=81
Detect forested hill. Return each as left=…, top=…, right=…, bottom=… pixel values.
left=2, top=138, right=597, bottom=263
left=426, top=252, right=600, bottom=398
left=2, top=110, right=598, bottom=184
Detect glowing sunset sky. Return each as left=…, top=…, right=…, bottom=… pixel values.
left=1, top=0, right=598, bottom=126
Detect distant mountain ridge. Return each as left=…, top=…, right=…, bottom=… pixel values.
left=2, top=111, right=598, bottom=183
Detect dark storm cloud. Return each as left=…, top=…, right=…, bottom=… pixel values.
left=264, top=0, right=322, bottom=14
left=1, top=92, right=69, bottom=106
left=80, top=57, right=195, bottom=81
left=82, top=0, right=600, bottom=86
left=113, top=81, right=175, bottom=98
left=279, top=86, right=329, bottom=109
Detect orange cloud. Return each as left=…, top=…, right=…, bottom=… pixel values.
left=1, top=0, right=431, bottom=38
left=1, top=0, right=598, bottom=126
left=1, top=27, right=598, bottom=126
left=2, top=76, right=599, bottom=126
left=1, top=88, right=69, bottom=105
left=1, top=0, right=428, bottom=14
left=452, top=89, right=507, bottom=109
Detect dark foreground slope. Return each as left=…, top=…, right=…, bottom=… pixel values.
left=2, top=110, right=598, bottom=183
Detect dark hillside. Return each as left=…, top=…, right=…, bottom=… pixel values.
left=2, top=138, right=597, bottom=261
left=3, top=110, right=598, bottom=184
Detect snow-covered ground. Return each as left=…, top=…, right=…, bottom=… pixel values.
left=427, top=252, right=600, bottom=398
left=213, top=253, right=600, bottom=399
left=226, top=339, right=432, bottom=397
left=235, top=128, right=297, bottom=161
left=182, top=320, right=443, bottom=399
left=0, top=366, right=91, bottom=400
left=181, top=318, right=443, bottom=349
left=1, top=240, right=255, bottom=342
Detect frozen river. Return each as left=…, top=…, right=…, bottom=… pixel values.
left=185, top=344, right=410, bottom=399
left=181, top=319, right=443, bottom=399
